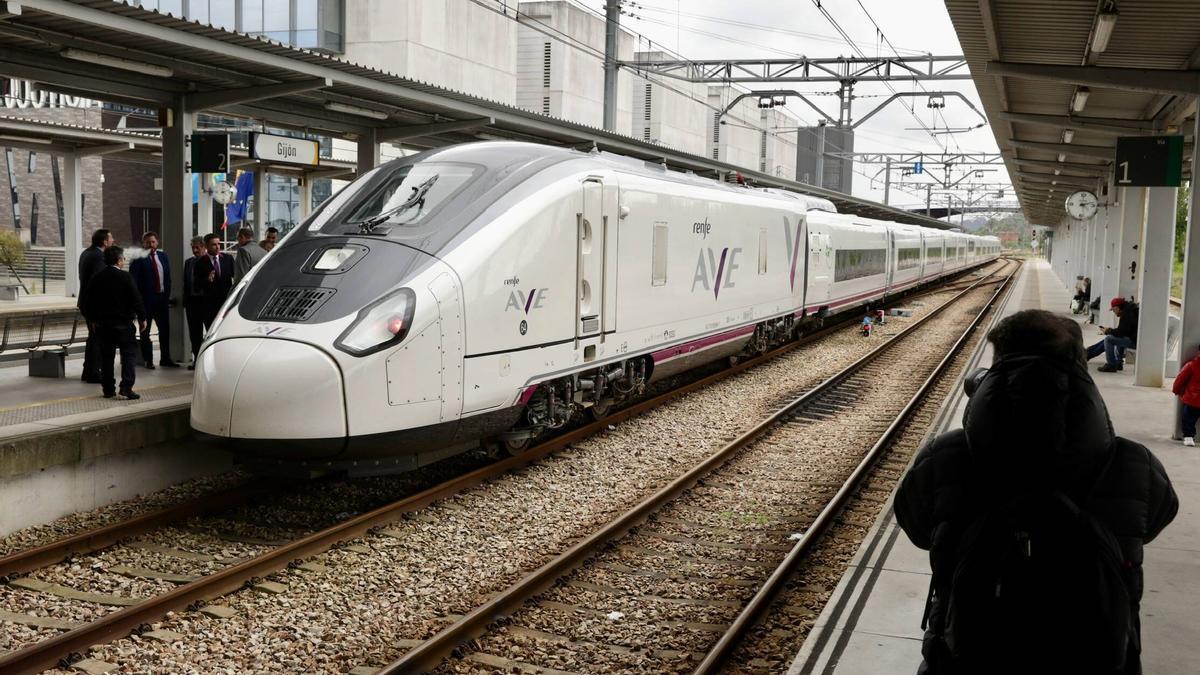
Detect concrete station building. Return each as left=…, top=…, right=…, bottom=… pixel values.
left=0, top=0, right=798, bottom=264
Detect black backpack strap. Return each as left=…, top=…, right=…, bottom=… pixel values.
left=921, top=576, right=935, bottom=630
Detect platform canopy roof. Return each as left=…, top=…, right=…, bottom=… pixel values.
left=944, top=0, right=1200, bottom=225
left=0, top=116, right=357, bottom=175
left=0, top=0, right=962, bottom=228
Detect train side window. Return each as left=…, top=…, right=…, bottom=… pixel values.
left=758, top=227, right=768, bottom=274
left=652, top=223, right=668, bottom=286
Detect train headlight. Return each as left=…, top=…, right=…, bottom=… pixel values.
left=335, top=287, right=417, bottom=356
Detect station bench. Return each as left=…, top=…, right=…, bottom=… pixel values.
left=0, top=309, right=85, bottom=378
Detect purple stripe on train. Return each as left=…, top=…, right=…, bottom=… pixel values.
left=651, top=324, right=758, bottom=364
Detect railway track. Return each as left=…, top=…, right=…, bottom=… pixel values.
left=380, top=258, right=1020, bottom=674
left=0, top=262, right=1007, bottom=674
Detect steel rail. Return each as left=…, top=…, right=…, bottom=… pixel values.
left=0, top=482, right=266, bottom=578
left=695, top=259, right=1021, bottom=673
left=380, top=259, right=1018, bottom=674
left=0, top=260, right=1003, bottom=674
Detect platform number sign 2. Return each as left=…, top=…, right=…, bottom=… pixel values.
left=1114, top=135, right=1183, bottom=187
left=189, top=133, right=230, bottom=174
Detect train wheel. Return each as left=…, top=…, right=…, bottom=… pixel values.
left=589, top=399, right=614, bottom=420
left=501, top=437, right=532, bottom=456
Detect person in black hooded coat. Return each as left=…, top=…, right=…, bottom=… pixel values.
left=895, top=309, right=1177, bottom=675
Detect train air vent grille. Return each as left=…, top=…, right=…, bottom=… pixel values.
left=258, top=287, right=335, bottom=322
left=580, top=315, right=600, bottom=334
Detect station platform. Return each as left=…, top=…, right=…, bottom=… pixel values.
left=0, top=352, right=226, bottom=537
left=792, top=258, right=1199, bottom=674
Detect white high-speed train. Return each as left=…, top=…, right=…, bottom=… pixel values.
left=191, top=142, right=999, bottom=472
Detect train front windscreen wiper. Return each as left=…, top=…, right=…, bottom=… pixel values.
left=356, top=174, right=440, bottom=234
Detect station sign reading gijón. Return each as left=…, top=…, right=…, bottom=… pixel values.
left=249, top=132, right=320, bottom=167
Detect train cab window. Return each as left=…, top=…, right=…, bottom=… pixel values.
left=758, top=227, right=768, bottom=274
left=834, top=248, right=886, bottom=282
left=319, top=161, right=482, bottom=235
left=652, top=223, right=669, bottom=286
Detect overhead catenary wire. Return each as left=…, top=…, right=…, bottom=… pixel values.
left=629, top=1, right=929, bottom=55
left=468, top=0, right=766, bottom=126
left=810, top=0, right=948, bottom=153
left=574, top=1, right=816, bottom=129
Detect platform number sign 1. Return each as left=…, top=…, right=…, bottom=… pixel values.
left=1114, top=135, right=1183, bottom=187
left=189, top=133, right=230, bottom=174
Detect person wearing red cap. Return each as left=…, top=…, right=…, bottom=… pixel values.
left=1086, top=297, right=1139, bottom=372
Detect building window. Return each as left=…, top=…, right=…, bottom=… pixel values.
left=119, top=1, right=343, bottom=52
left=5, top=148, right=21, bottom=234
left=29, top=193, right=38, bottom=245
left=263, top=0, right=290, bottom=42
left=209, top=1, right=236, bottom=30
left=239, top=0, right=263, bottom=33
left=295, top=0, right=319, bottom=48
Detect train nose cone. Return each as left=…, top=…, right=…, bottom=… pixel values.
left=191, top=338, right=346, bottom=440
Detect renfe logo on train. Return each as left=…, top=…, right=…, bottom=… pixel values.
left=692, top=247, right=741, bottom=298
left=693, top=217, right=712, bottom=239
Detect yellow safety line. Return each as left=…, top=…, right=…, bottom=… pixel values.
left=0, top=381, right=191, bottom=414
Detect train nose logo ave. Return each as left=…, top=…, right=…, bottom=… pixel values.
left=692, top=247, right=740, bottom=299
left=782, top=217, right=803, bottom=291
left=506, top=288, right=548, bottom=314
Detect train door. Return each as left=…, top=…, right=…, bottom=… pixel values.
left=577, top=178, right=606, bottom=345
left=805, top=225, right=831, bottom=309
left=919, top=232, right=927, bottom=281
left=885, top=228, right=896, bottom=293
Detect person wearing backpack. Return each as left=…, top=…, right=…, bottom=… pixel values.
left=896, top=309, right=1177, bottom=675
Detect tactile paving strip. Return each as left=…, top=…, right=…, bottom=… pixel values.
left=0, top=383, right=192, bottom=427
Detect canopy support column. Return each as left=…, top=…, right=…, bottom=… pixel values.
left=62, top=151, right=81, bottom=298
left=162, top=96, right=192, bottom=363
left=1134, top=186, right=1177, bottom=388
left=1118, top=187, right=1146, bottom=302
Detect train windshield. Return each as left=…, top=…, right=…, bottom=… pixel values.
left=313, top=161, right=482, bottom=236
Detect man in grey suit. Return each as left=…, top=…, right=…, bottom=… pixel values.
left=77, top=228, right=112, bottom=383
left=231, top=226, right=266, bottom=284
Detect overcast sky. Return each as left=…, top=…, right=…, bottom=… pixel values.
left=576, top=0, right=1007, bottom=212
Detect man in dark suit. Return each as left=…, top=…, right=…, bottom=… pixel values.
left=80, top=246, right=147, bottom=400
left=129, top=231, right=179, bottom=369
left=195, top=232, right=234, bottom=330
left=182, top=236, right=206, bottom=370
left=77, top=228, right=112, bottom=383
